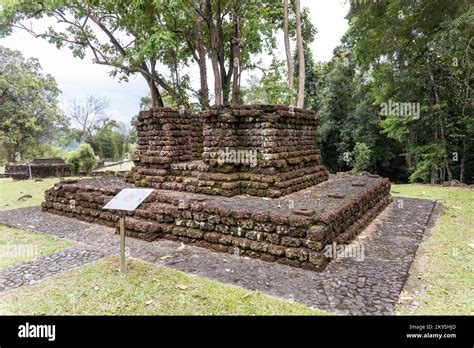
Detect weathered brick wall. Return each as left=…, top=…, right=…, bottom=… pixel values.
left=5, top=158, right=71, bottom=179
left=131, top=108, right=203, bottom=170
left=42, top=175, right=391, bottom=271
left=128, top=105, right=329, bottom=197
left=201, top=105, right=321, bottom=172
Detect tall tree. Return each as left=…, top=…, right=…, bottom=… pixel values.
left=0, top=46, right=66, bottom=162
left=283, top=0, right=293, bottom=89
left=202, top=0, right=223, bottom=106
left=69, top=95, right=109, bottom=144
left=346, top=0, right=473, bottom=183
left=230, top=0, right=241, bottom=106
left=193, top=0, right=209, bottom=109
left=0, top=0, right=190, bottom=109
left=295, top=0, right=305, bottom=108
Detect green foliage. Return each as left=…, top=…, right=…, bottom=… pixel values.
left=311, top=0, right=473, bottom=184
left=242, top=59, right=295, bottom=105
left=351, top=142, right=372, bottom=173
left=65, top=144, right=96, bottom=175
left=0, top=46, right=68, bottom=162
left=89, top=120, right=134, bottom=161
left=343, top=0, right=474, bottom=183
left=138, top=178, right=150, bottom=187
left=408, top=144, right=445, bottom=183
left=67, top=155, right=81, bottom=176
left=0, top=0, right=297, bottom=108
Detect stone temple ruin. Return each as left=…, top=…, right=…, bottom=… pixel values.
left=42, top=105, right=391, bottom=271
left=5, top=158, right=71, bottom=180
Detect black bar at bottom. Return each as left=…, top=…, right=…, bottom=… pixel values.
left=0, top=315, right=471, bottom=346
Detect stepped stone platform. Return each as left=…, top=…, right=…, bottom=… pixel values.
left=42, top=173, right=390, bottom=271
left=41, top=105, right=392, bottom=271
left=127, top=105, right=329, bottom=197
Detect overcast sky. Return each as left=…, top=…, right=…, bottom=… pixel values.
left=0, top=0, right=350, bottom=126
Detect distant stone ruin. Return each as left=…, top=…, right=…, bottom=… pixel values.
left=6, top=158, right=71, bottom=180
left=42, top=105, right=391, bottom=271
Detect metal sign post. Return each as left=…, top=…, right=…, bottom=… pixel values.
left=119, top=210, right=126, bottom=272
left=102, top=188, right=154, bottom=273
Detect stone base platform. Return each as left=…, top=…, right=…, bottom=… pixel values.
left=5, top=157, right=71, bottom=180
left=42, top=173, right=391, bottom=271
left=130, top=159, right=329, bottom=198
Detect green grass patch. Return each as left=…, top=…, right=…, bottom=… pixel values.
left=0, top=177, right=84, bottom=211
left=0, top=257, right=325, bottom=315
left=0, top=177, right=62, bottom=211
left=0, top=225, right=72, bottom=269
left=391, top=184, right=474, bottom=315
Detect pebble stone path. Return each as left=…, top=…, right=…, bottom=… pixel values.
left=0, top=197, right=441, bottom=315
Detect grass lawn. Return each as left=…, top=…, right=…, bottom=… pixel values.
left=391, top=184, right=474, bottom=315
left=0, top=177, right=74, bottom=269
left=0, top=256, right=324, bottom=315
left=0, top=225, right=72, bottom=269
left=0, top=177, right=63, bottom=211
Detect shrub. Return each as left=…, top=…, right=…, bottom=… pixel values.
left=351, top=142, right=372, bottom=174
left=65, top=144, right=97, bottom=175
left=67, top=156, right=81, bottom=175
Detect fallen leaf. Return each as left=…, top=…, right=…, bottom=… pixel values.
left=176, top=284, right=188, bottom=290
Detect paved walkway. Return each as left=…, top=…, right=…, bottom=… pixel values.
left=0, top=246, right=106, bottom=291
left=0, top=198, right=441, bottom=315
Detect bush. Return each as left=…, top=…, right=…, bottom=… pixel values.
left=67, top=156, right=81, bottom=175
left=351, top=142, right=372, bottom=174
left=65, top=144, right=97, bottom=175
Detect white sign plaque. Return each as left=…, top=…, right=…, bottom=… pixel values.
left=103, top=188, right=154, bottom=211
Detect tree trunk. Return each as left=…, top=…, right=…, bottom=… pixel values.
left=205, top=0, right=223, bottom=106
left=231, top=0, right=240, bottom=107
left=195, top=4, right=209, bottom=109
left=295, top=0, right=305, bottom=108
left=150, top=70, right=188, bottom=108
left=460, top=138, right=465, bottom=182
left=4, top=143, right=14, bottom=163
left=146, top=76, right=163, bottom=109
left=216, top=0, right=231, bottom=105
left=428, top=59, right=451, bottom=182
left=283, top=0, right=293, bottom=89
